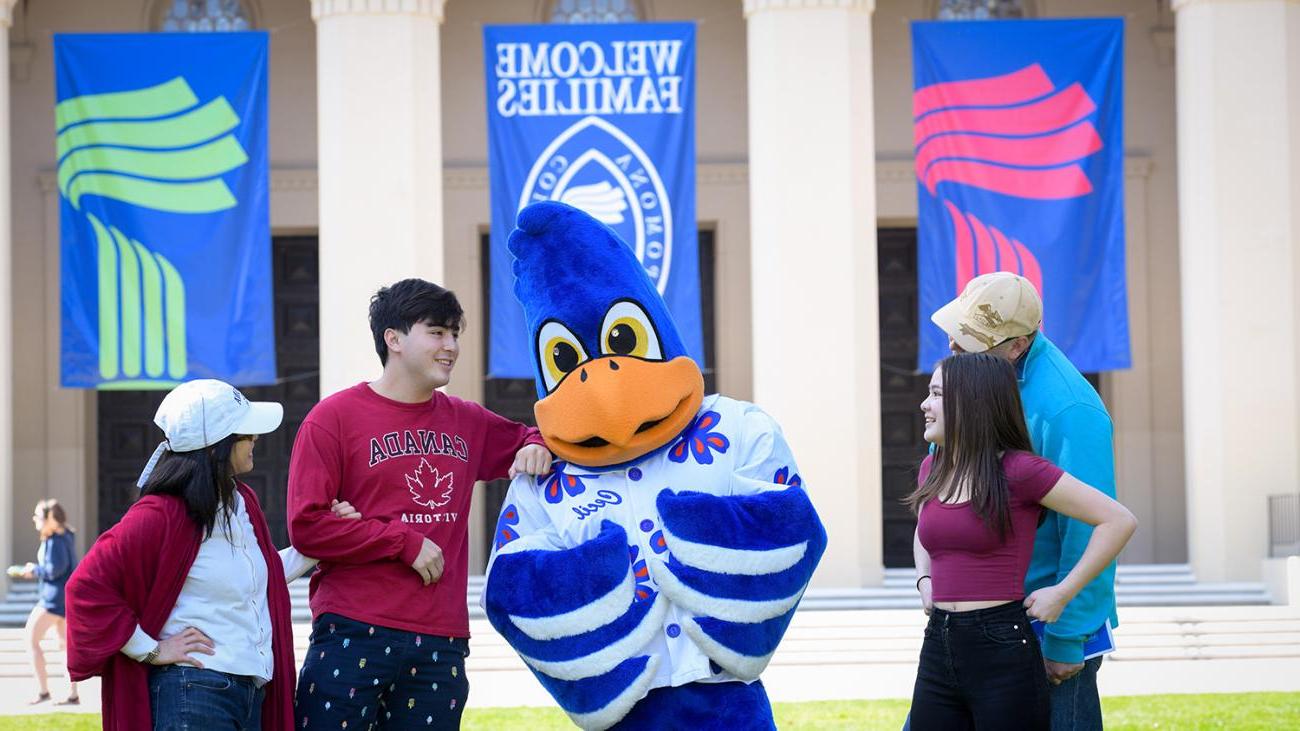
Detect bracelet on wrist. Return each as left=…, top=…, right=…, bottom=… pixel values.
left=916, top=575, right=932, bottom=592
left=143, top=644, right=161, bottom=665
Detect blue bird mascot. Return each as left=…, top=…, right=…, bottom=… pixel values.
left=484, top=202, right=827, bottom=730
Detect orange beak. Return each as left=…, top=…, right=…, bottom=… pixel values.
left=535, top=355, right=704, bottom=467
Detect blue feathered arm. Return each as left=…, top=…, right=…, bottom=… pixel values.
left=649, top=486, right=827, bottom=679
left=484, top=520, right=668, bottom=730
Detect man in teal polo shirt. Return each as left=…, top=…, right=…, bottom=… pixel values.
left=931, top=271, right=1117, bottom=730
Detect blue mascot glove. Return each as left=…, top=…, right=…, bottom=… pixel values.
left=484, top=520, right=668, bottom=730
left=650, top=487, right=827, bottom=678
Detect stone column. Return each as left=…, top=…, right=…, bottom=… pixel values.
left=1174, top=0, right=1300, bottom=581
left=744, top=0, right=881, bottom=586
left=312, top=0, right=447, bottom=396
left=0, top=0, right=18, bottom=569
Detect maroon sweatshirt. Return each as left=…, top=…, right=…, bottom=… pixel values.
left=287, top=382, right=544, bottom=637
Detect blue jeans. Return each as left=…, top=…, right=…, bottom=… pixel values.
left=295, top=613, right=470, bottom=730
left=1050, top=656, right=1104, bottom=730
left=909, top=603, right=1051, bottom=730
left=148, top=665, right=265, bottom=731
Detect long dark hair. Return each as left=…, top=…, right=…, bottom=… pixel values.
left=140, top=434, right=240, bottom=540
left=905, top=352, right=1034, bottom=539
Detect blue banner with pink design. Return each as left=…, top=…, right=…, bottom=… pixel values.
left=913, top=19, right=1130, bottom=372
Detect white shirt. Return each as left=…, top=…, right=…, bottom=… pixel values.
left=486, top=395, right=797, bottom=691
left=121, top=494, right=316, bottom=684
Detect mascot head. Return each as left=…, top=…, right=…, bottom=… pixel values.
left=509, top=201, right=704, bottom=467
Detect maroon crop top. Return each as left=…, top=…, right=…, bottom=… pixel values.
left=916, top=451, right=1064, bottom=602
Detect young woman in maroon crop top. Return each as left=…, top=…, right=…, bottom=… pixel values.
left=905, top=353, right=1136, bottom=730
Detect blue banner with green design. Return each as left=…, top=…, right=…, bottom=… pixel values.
left=55, top=33, right=274, bottom=389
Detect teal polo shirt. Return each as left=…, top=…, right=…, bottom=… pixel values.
left=1019, top=333, right=1119, bottom=664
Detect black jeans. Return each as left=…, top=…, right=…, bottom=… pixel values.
left=910, top=602, right=1051, bottom=730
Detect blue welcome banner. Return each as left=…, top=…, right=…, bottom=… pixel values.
left=913, top=19, right=1130, bottom=372
left=55, top=33, right=274, bottom=388
left=484, top=22, right=701, bottom=378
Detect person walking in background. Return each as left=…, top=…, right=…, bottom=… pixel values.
left=10, top=499, right=79, bottom=705
left=908, top=353, right=1136, bottom=730
left=65, top=379, right=359, bottom=730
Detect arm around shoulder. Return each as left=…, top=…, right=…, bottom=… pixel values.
left=476, top=403, right=550, bottom=482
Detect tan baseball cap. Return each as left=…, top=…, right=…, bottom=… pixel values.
left=931, top=272, right=1042, bottom=353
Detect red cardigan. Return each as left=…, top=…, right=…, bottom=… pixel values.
left=66, top=485, right=295, bottom=730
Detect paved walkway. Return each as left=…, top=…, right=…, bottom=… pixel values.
left=1, top=605, right=1296, bottom=719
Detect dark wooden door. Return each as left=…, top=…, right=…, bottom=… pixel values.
left=478, top=229, right=717, bottom=557
left=875, top=228, right=1105, bottom=568
left=878, top=228, right=932, bottom=568
left=97, top=236, right=321, bottom=548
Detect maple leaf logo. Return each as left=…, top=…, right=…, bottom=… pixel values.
left=406, top=458, right=454, bottom=509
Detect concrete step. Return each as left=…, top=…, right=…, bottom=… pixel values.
left=0, top=607, right=1293, bottom=680
left=1117, top=563, right=1195, bottom=575
left=2, top=564, right=1272, bottom=628
left=882, top=565, right=1202, bottom=587
left=878, top=565, right=1268, bottom=607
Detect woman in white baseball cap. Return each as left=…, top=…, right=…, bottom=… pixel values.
left=65, top=379, right=356, bottom=731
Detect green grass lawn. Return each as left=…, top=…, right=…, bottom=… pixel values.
left=5, top=693, right=1296, bottom=730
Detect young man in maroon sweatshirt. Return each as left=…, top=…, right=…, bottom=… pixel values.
left=288, top=279, right=551, bottom=729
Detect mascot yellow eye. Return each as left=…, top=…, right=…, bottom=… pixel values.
left=599, top=301, right=662, bottom=360
left=606, top=318, right=647, bottom=356
left=537, top=321, right=589, bottom=393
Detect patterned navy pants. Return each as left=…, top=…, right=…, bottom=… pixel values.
left=295, top=613, right=469, bottom=730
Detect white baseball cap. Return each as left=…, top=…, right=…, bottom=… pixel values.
left=136, top=379, right=283, bottom=487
